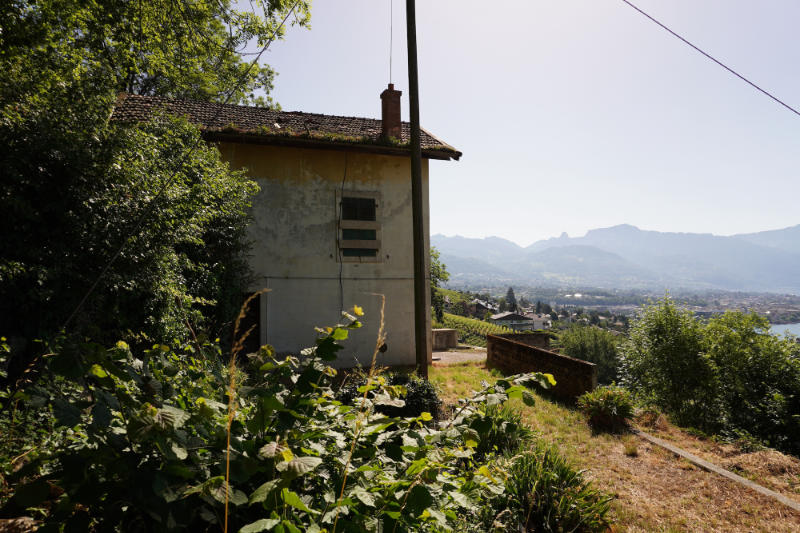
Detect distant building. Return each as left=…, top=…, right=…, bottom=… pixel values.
left=469, top=299, right=498, bottom=317
left=523, top=313, right=552, bottom=330
left=490, top=311, right=535, bottom=331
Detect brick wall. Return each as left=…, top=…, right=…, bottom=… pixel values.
left=487, top=334, right=596, bottom=400
left=494, top=332, right=551, bottom=349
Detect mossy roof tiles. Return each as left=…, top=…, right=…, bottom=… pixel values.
left=112, top=94, right=461, bottom=160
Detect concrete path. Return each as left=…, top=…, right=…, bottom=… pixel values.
left=431, top=347, right=486, bottom=365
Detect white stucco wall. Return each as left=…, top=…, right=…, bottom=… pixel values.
left=217, top=142, right=431, bottom=368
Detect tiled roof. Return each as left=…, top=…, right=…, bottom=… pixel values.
left=112, top=94, right=461, bottom=160
left=490, top=312, right=531, bottom=321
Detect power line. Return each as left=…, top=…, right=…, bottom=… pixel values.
left=619, top=0, right=800, bottom=118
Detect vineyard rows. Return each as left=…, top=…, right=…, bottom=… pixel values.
left=440, top=313, right=512, bottom=348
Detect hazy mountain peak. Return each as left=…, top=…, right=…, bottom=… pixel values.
left=434, top=223, right=800, bottom=294
left=585, top=224, right=641, bottom=236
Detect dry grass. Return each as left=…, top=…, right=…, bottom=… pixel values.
left=430, top=362, right=800, bottom=532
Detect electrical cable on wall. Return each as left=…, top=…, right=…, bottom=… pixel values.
left=337, top=153, right=349, bottom=314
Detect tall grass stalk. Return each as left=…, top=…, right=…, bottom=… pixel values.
left=332, top=294, right=386, bottom=533
left=225, top=289, right=268, bottom=533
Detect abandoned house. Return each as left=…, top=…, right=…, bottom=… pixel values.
left=113, top=86, right=461, bottom=367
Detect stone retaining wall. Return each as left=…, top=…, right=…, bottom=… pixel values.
left=487, top=334, right=596, bottom=399
left=432, top=329, right=458, bottom=350
left=493, top=332, right=551, bottom=349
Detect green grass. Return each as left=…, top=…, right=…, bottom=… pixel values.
left=430, top=362, right=800, bottom=532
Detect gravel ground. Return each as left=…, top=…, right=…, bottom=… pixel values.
left=431, top=347, right=486, bottom=365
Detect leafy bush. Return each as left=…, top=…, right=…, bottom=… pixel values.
left=336, top=371, right=442, bottom=419
left=577, top=386, right=635, bottom=432
left=619, top=296, right=712, bottom=426
left=620, top=297, right=800, bottom=455
left=472, top=403, right=534, bottom=461
left=560, top=325, right=620, bottom=384
left=1, top=311, right=557, bottom=531
left=440, top=313, right=512, bottom=348
left=492, top=440, right=612, bottom=532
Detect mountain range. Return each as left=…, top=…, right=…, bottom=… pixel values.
left=431, top=224, right=800, bottom=294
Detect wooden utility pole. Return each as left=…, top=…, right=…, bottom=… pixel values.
left=406, top=0, right=428, bottom=378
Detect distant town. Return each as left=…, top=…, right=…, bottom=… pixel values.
left=441, top=284, right=800, bottom=326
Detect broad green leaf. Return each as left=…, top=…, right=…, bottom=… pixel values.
left=156, top=405, right=190, bottom=429
left=88, top=363, right=109, bottom=379
left=505, top=385, right=524, bottom=399
left=522, top=390, right=536, bottom=406
left=281, top=520, right=301, bottom=533
left=286, top=456, right=322, bottom=476
left=249, top=479, right=280, bottom=504
left=281, top=488, right=318, bottom=514
left=351, top=486, right=375, bottom=507
left=448, top=491, right=473, bottom=509
left=240, top=518, right=280, bottom=532
left=259, top=441, right=281, bottom=458
left=171, top=442, right=188, bottom=460
left=280, top=448, right=294, bottom=463
left=331, top=328, right=348, bottom=340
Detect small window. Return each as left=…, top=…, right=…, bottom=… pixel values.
left=338, top=193, right=381, bottom=262
left=342, top=228, right=377, bottom=241
left=342, top=248, right=378, bottom=258
left=341, top=197, right=376, bottom=221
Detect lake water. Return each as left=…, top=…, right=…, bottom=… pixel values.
left=770, top=322, right=800, bottom=337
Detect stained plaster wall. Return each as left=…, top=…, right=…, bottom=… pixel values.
left=217, top=142, right=431, bottom=367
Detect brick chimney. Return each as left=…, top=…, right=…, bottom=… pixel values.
left=380, top=83, right=402, bottom=140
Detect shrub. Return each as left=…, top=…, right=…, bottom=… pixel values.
left=1, top=310, right=556, bottom=531
left=560, top=324, right=620, bottom=384
left=472, top=403, right=534, bottom=461
left=577, top=385, right=635, bottom=432
left=336, top=371, right=442, bottom=419
left=494, top=440, right=612, bottom=532
left=619, top=296, right=712, bottom=426
left=620, top=296, right=800, bottom=455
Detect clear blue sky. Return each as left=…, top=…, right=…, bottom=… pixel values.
left=262, top=0, right=800, bottom=246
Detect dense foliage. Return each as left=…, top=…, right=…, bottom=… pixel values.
left=577, top=386, right=634, bottom=433
left=1, top=312, right=577, bottom=532
left=430, top=247, right=450, bottom=322
left=560, top=325, right=620, bottom=384
left=437, top=313, right=512, bottom=348
left=0, top=0, right=309, bottom=375
left=620, top=297, right=800, bottom=454
left=2, top=0, right=310, bottom=106
left=336, top=372, right=442, bottom=420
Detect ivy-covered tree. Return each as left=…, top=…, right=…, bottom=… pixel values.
left=0, top=0, right=310, bottom=376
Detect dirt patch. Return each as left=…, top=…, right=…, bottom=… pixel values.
left=644, top=421, right=800, bottom=506
left=431, top=348, right=486, bottom=366
left=584, top=436, right=800, bottom=532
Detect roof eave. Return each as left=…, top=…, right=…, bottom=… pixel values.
left=203, top=131, right=461, bottom=161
